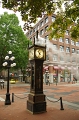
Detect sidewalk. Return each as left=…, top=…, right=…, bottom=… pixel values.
left=0, top=82, right=79, bottom=120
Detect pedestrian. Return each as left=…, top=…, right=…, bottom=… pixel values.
left=72, top=77, right=75, bottom=84
left=75, top=78, right=77, bottom=83
left=48, top=80, right=50, bottom=86
left=67, top=77, right=70, bottom=83
left=73, top=75, right=77, bottom=83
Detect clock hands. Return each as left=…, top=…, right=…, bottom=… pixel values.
left=38, top=50, right=42, bottom=55
left=36, top=49, right=43, bottom=58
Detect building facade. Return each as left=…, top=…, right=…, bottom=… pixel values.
left=26, top=15, right=79, bottom=83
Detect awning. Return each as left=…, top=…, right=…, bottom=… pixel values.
left=53, top=66, right=59, bottom=70
left=61, top=67, right=65, bottom=70
left=44, top=66, right=49, bottom=70
left=53, top=74, right=57, bottom=77
left=68, top=67, right=71, bottom=70
left=73, top=67, right=77, bottom=70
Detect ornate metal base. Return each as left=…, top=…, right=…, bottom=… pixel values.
left=5, top=93, right=11, bottom=105
left=27, top=93, right=46, bottom=114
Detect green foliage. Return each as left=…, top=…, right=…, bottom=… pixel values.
left=49, top=0, right=79, bottom=40
left=2, top=0, right=79, bottom=40
left=2, top=0, right=61, bottom=28
left=0, top=12, right=30, bottom=71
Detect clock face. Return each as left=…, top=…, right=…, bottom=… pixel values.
left=35, top=49, right=44, bottom=58
left=29, top=48, right=34, bottom=60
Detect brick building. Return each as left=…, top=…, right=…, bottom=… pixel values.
left=26, top=15, right=79, bottom=83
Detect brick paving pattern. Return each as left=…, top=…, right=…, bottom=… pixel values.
left=0, top=82, right=79, bottom=120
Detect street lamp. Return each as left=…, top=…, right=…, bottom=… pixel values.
left=3, top=51, right=16, bottom=105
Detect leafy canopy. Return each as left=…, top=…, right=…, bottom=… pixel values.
left=2, top=0, right=61, bottom=29
left=48, top=0, right=79, bottom=40
left=2, top=0, right=79, bottom=40
left=0, top=12, right=29, bottom=71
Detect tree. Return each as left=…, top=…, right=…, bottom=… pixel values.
left=2, top=0, right=79, bottom=40
left=2, top=0, right=61, bottom=29
left=0, top=12, right=30, bottom=74
left=48, top=0, right=79, bottom=40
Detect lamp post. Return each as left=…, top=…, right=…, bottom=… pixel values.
left=3, top=51, right=16, bottom=105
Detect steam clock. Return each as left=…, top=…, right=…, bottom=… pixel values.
left=27, top=42, right=46, bottom=114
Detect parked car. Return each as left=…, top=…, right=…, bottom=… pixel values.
left=10, top=79, right=16, bottom=84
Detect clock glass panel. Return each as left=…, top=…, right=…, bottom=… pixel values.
left=35, top=49, right=43, bottom=58
left=29, top=48, right=34, bottom=60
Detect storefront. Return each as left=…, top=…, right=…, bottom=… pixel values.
left=43, top=64, right=66, bottom=83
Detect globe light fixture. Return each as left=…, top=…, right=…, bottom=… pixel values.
left=3, top=51, right=16, bottom=105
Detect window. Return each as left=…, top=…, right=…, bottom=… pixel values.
left=33, top=28, right=35, bottom=33
left=52, top=37, right=57, bottom=41
left=71, top=40, right=75, bottom=45
left=60, top=56, right=64, bottom=61
left=45, top=17, right=48, bottom=23
left=52, top=16, right=56, bottom=22
left=65, top=38, right=69, bottom=44
left=37, top=25, right=39, bottom=30
left=72, top=48, right=75, bottom=53
left=66, top=47, right=70, bottom=53
left=40, top=21, right=43, bottom=27
left=76, top=49, right=79, bottom=54
left=59, top=37, right=64, bottom=42
left=72, top=57, right=76, bottom=62
left=76, top=42, right=79, bottom=46
left=33, top=36, right=35, bottom=40
left=53, top=54, right=58, bottom=61
left=53, top=44, right=57, bottom=50
left=67, top=57, right=71, bottom=62
left=46, top=55, right=49, bottom=60
left=45, top=26, right=48, bottom=32
left=30, top=37, right=32, bottom=40
left=65, top=30, right=69, bottom=35
left=30, top=30, right=32, bottom=35
left=27, top=33, right=29, bottom=37
left=45, top=35, right=48, bottom=40
left=40, top=29, right=44, bottom=35
left=60, top=46, right=64, bottom=52
left=77, top=58, right=79, bottom=63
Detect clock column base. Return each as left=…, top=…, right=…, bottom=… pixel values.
left=27, top=93, right=47, bottom=114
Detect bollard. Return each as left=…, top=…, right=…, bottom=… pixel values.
left=60, top=97, right=64, bottom=110
left=12, top=93, right=14, bottom=102
left=49, top=82, right=50, bottom=86
left=3, top=83, right=4, bottom=89
left=1, top=84, right=2, bottom=89
left=56, top=80, right=57, bottom=86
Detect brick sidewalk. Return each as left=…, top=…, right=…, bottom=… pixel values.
left=0, top=82, right=79, bottom=120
